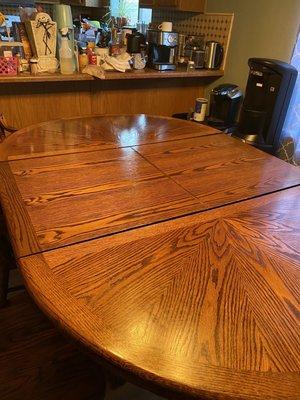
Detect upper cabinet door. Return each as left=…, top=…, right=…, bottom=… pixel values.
left=140, top=0, right=206, bottom=12
left=177, top=0, right=206, bottom=12
left=140, top=0, right=156, bottom=6
left=154, top=0, right=178, bottom=7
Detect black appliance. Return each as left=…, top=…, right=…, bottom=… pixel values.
left=127, top=31, right=145, bottom=54
left=147, top=29, right=178, bottom=71
left=233, top=58, right=298, bottom=154
left=207, top=84, right=243, bottom=131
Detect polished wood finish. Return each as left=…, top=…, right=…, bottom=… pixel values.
left=3, top=147, right=202, bottom=256
left=0, top=162, right=41, bottom=258
left=20, top=187, right=300, bottom=400
left=1, top=115, right=300, bottom=399
left=0, top=291, right=106, bottom=400
left=134, top=134, right=300, bottom=207
left=0, top=116, right=220, bottom=257
left=0, top=115, right=219, bottom=160
left=2, top=117, right=300, bottom=258
left=90, top=67, right=218, bottom=81
left=0, top=68, right=223, bottom=84
left=0, top=72, right=93, bottom=84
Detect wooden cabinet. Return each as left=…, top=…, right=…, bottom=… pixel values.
left=177, top=0, right=206, bottom=12
left=140, top=0, right=156, bottom=7
left=58, top=0, right=103, bottom=6
left=140, top=0, right=206, bottom=13
left=154, top=0, right=177, bottom=8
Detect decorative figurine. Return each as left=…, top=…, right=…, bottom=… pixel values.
left=25, top=12, right=58, bottom=72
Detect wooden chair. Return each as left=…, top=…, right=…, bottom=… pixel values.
left=0, top=114, right=18, bottom=306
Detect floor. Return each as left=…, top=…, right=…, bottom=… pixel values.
left=0, top=271, right=164, bottom=400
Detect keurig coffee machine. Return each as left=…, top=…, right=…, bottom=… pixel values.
left=147, top=29, right=178, bottom=71
left=207, top=84, right=243, bottom=131
left=233, top=58, right=298, bottom=154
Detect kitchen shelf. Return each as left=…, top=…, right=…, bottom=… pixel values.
left=0, top=68, right=224, bottom=83
left=103, top=68, right=224, bottom=80
left=0, top=73, right=94, bottom=83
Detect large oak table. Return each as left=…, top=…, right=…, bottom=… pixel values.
left=0, top=115, right=299, bottom=400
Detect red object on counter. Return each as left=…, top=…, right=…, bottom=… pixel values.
left=0, top=57, right=18, bottom=76
left=89, top=53, right=97, bottom=65
left=87, top=48, right=97, bottom=65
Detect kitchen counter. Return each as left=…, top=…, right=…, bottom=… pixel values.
left=0, top=68, right=223, bottom=83
left=0, top=67, right=223, bottom=129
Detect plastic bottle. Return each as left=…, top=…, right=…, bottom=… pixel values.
left=78, top=49, right=88, bottom=72
left=59, top=28, right=73, bottom=75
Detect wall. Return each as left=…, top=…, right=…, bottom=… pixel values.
left=207, top=0, right=300, bottom=91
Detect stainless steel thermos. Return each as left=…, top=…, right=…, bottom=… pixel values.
left=204, top=41, right=223, bottom=69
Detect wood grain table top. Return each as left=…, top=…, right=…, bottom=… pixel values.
left=0, top=115, right=220, bottom=161
left=0, top=115, right=299, bottom=399
left=20, top=187, right=300, bottom=400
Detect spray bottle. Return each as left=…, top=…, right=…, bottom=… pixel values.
left=59, top=28, right=74, bottom=75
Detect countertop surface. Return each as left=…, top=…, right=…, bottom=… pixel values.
left=1, top=115, right=299, bottom=400
left=0, top=68, right=224, bottom=83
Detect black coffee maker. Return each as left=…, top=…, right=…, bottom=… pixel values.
left=233, top=58, right=298, bottom=154
left=207, top=84, right=243, bottom=132
left=147, top=30, right=179, bottom=71
left=127, top=30, right=146, bottom=54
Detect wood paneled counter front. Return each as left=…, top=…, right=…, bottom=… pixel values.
left=0, top=115, right=299, bottom=400
left=0, top=68, right=223, bottom=130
